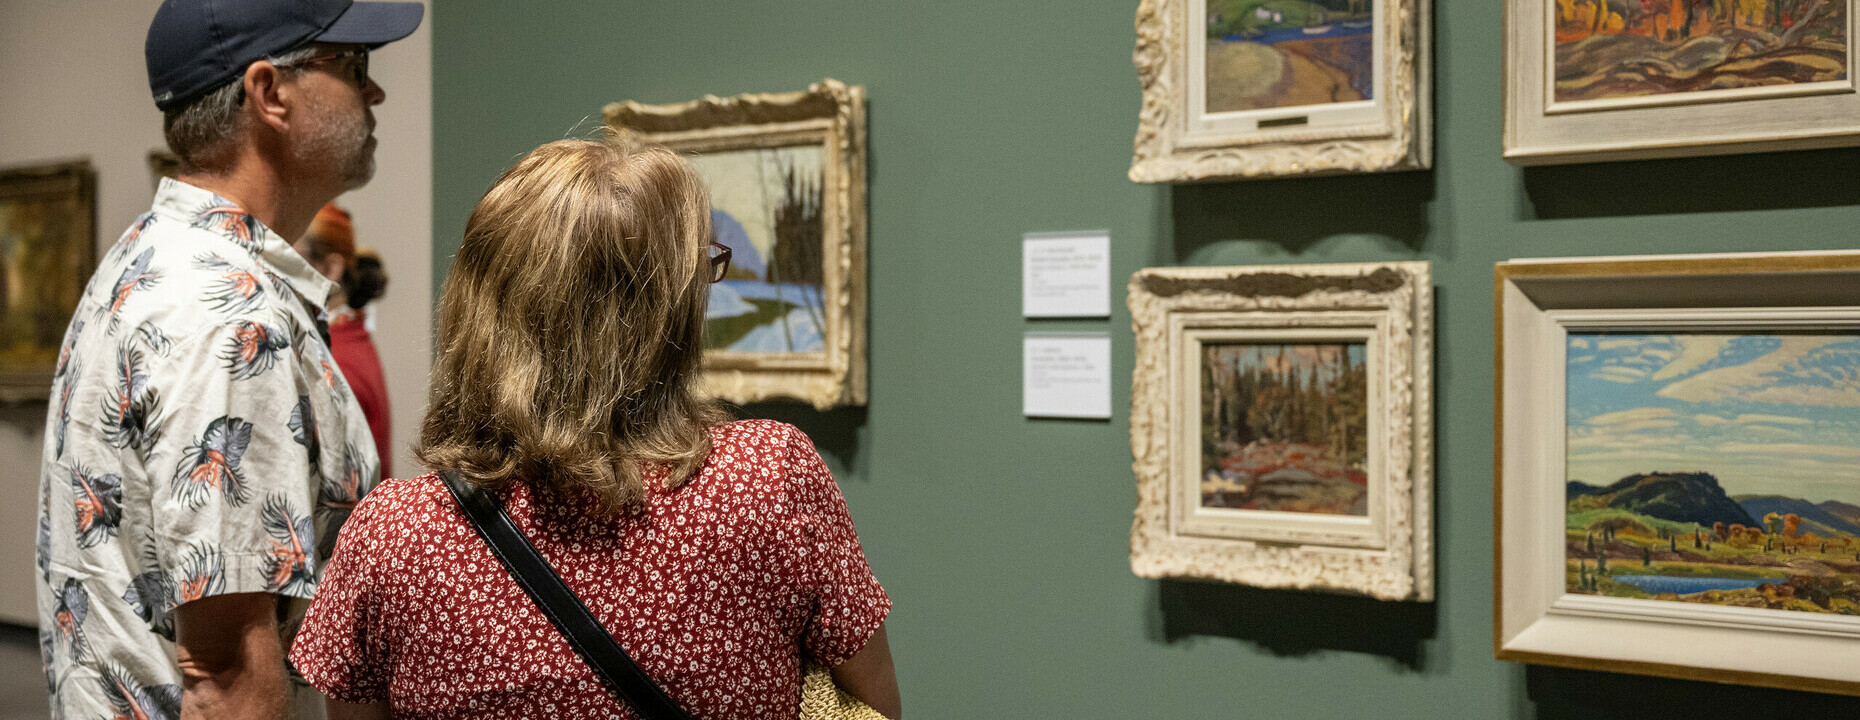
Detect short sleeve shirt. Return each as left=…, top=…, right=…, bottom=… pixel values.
left=35, top=178, right=381, bottom=720
left=289, top=420, right=891, bottom=720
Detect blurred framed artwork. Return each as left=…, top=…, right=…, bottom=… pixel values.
left=1128, top=0, right=1431, bottom=182
left=1504, top=0, right=1858, bottom=163
left=1497, top=251, right=1860, bottom=694
left=605, top=79, right=867, bottom=410
left=1128, top=262, right=1433, bottom=600
left=0, top=160, right=95, bottom=403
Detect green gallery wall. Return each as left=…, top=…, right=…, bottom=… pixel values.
left=433, top=1, right=1860, bottom=717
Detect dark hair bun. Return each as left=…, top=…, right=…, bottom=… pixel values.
left=342, top=255, right=388, bottom=309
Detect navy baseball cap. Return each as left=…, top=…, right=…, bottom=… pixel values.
left=147, top=0, right=424, bottom=112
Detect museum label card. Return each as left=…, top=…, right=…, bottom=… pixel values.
left=1023, top=333, right=1112, bottom=419
left=1023, top=231, right=1110, bottom=318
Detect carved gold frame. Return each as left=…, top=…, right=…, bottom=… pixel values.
left=1129, top=0, right=1430, bottom=182
left=1496, top=251, right=1860, bottom=695
left=1129, top=262, right=1433, bottom=600
left=0, top=160, right=96, bottom=403
left=605, top=80, right=867, bottom=410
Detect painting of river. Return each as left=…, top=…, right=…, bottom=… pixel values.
left=1201, top=342, right=1369, bottom=515
left=1205, top=0, right=1375, bottom=112
left=1553, top=0, right=1849, bottom=102
left=1565, top=332, right=1860, bottom=616
left=688, top=145, right=827, bottom=355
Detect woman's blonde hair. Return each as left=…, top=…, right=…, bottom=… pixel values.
left=417, top=133, right=728, bottom=512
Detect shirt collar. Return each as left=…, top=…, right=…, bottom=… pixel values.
left=152, top=177, right=341, bottom=310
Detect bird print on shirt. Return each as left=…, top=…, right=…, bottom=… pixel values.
left=121, top=544, right=174, bottom=640
left=100, top=345, right=162, bottom=453
left=260, top=495, right=316, bottom=595
left=98, top=248, right=160, bottom=332
left=51, top=578, right=89, bottom=661
left=169, top=544, right=225, bottom=606
left=99, top=664, right=181, bottom=720
left=195, top=253, right=266, bottom=316
left=68, top=465, right=123, bottom=549
left=170, top=416, right=254, bottom=508
left=190, top=201, right=263, bottom=256
left=218, top=321, right=290, bottom=381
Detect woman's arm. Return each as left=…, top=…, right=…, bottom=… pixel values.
left=829, top=623, right=900, bottom=719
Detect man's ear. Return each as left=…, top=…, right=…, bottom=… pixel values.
left=243, top=61, right=293, bottom=135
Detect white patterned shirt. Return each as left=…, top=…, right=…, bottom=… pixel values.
left=35, top=178, right=380, bottom=720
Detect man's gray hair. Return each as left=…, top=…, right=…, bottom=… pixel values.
left=162, top=45, right=320, bottom=174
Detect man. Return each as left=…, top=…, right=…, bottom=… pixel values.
left=35, top=1, right=421, bottom=718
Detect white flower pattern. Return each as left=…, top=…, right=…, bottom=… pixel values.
left=291, top=420, right=889, bottom=719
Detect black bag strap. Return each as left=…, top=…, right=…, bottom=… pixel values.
left=439, top=470, right=696, bottom=720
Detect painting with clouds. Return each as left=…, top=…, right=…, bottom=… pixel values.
left=1564, top=332, right=1860, bottom=615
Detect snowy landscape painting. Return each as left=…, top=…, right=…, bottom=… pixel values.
left=1565, top=332, right=1860, bottom=616
left=689, top=145, right=827, bottom=355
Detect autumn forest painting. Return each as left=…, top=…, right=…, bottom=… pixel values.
left=1554, top=0, right=1849, bottom=102
left=1200, top=342, right=1370, bottom=515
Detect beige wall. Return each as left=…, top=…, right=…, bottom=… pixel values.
left=0, top=2, right=433, bottom=624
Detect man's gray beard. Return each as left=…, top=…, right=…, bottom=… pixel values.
left=296, top=96, right=375, bottom=189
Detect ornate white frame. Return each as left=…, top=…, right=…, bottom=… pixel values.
left=1503, top=0, right=1860, bottom=164
left=1129, top=0, right=1430, bottom=182
left=1496, top=251, right=1860, bottom=695
left=1129, top=262, right=1433, bottom=600
left=604, top=80, right=867, bottom=410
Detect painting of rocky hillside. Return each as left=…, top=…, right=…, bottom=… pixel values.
left=1565, top=332, right=1860, bottom=615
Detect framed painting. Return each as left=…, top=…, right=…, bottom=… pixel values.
left=605, top=79, right=867, bottom=410
left=1497, top=251, right=1860, bottom=694
left=1128, top=262, right=1433, bottom=600
left=1504, top=0, right=1859, bottom=163
left=0, top=160, right=95, bottom=403
left=1129, top=0, right=1430, bottom=182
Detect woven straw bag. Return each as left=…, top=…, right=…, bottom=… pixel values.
left=800, top=664, right=888, bottom=720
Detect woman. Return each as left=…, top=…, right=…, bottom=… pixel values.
left=290, top=136, right=900, bottom=719
left=298, top=203, right=394, bottom=478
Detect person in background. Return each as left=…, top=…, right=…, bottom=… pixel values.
left=35, top=1, right=421, bottom=719
left=298, top=203, right=394, bottom=481
left=290, top=135, right=902, bottom=719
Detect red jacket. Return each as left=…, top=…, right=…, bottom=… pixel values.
left=328, top=315, right=391, bottom=478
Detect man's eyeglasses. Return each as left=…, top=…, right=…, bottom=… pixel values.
left=708, top=242, right=733, bottom=283
left=274, top=48, right=371, bottom=90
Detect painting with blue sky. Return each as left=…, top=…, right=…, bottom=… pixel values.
left=1564, top=332, right=1860, bottom=615
left=688, top=145, right=826, bottom=355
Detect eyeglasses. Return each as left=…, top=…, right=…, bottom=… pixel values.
left=274, top=48, right=371, bottom=90
left=708, top=242, right=732, bottom=283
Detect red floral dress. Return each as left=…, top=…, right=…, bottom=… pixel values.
left=289, top=420, right=890, bottom=719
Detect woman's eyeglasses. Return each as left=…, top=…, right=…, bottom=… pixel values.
left=708, top=242, right=733, bottom=283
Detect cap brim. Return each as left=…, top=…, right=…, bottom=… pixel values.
left=314, top=2, right=424, bottom=48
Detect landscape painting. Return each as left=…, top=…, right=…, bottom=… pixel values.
left=1, top=162, right=92, bottom=398
left=1200, top=342, right=1369, bottom=515
left=1204, top=0, right=1376, bottom=112
left=1565, top=332, right=1860, bottom=616
left=689, top=145, right=827, bottom=355
left=1553, top=0, right=1849, bottom=102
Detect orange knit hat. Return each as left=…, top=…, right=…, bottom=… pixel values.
left=307, top=202, right=356, bottom=261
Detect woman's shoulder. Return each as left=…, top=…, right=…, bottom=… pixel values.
left=708, top=418, right=808, bottom=461
left=349, top=473, right=455, bottom=533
